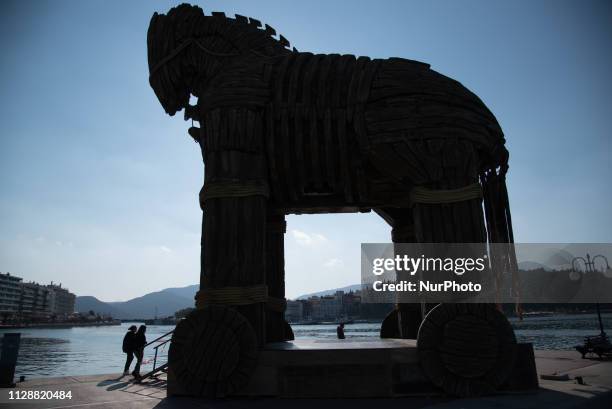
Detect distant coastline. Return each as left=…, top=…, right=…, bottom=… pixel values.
left=0, top=320, right=121, bottom=330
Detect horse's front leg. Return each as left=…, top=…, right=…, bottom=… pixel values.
left=196, top=107, right=269, bottom=346
left=168, top=107, right=269, bottom=396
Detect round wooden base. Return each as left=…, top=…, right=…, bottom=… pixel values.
left=168, top=305, right=259, bottom=397
left=380, top=308, right=400, bottom=338
left=417, top=303, right=517, bottom=397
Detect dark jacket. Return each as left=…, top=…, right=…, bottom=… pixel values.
left=133, top=332, right=147, bottom=351
left=336, top=325, right=345, bottom=339
left=122, top=332, right=135, bottom=353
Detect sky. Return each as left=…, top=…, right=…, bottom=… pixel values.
left=0, top=0, right=611, bottom=302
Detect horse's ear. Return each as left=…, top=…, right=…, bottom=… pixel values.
left=149, top=11, right=165, bottom=33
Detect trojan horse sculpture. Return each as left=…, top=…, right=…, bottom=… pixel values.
left=147, top=4, right=521, bottom=398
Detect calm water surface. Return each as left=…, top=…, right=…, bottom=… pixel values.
left=1, top=313, right=610, bottom=378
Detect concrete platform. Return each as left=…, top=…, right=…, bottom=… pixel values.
left=242, top=339, right=422, bottom=397
left=264, top=338, right=418, bottom=350
left=2, top=350, right=611, bottom=409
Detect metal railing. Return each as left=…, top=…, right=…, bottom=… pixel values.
left=140, top=329, right=174, bottom=379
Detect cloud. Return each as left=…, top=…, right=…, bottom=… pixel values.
left=291, top=229, right=328, bottom=246
left=159, top=245, right=172, bottom=253
left=323, top=258, right=344, bottom=268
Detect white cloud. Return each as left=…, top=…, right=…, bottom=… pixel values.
left=323, top=258, right=344, bottom=268
left=160, top=245, right=172, bottom=253
left=291, top=229, right=328, bottom=246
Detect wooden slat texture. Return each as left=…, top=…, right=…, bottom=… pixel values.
left=265, top=212, right=291, bottom=343
left=148, top=5, right=519, bottom=399
left=417, top=303, right=517, bottom=397
left=169, top=306, right=259, bottom=397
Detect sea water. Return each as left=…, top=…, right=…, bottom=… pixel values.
left=1, top=313, right=610, bottom=379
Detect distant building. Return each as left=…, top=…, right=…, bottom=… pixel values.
left=287, top=288, right=391, bottom=322
left=0, top=273, right=22, bottom=318
left=306, top=297, right=320, bottom=320
left=0, top=273, right=75, bottom=321
left=19, top=282, right=50, bottom=319
left=320, top=296, right=342, bottom=320
left=46, top=283, right=76, bottom=317
left=339, top=291, right=357, bottom=318
left=311, top=291, right=343, bottom=320
left=285, top=300, right=304, bottom=322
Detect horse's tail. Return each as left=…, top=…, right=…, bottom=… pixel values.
left=481, top=147, right=522, bottom=318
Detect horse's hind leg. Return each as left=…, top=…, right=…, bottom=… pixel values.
left=408, top=141, right=487, bottom=244
left=377, top=139, right=489, bottom=338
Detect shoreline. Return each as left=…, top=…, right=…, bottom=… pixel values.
left=0, top=321, right=121, bottom=330
left=288, top=311, right=612, bottom=326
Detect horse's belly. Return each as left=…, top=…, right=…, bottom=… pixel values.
left=266, top=108, right=367, bottom=209
left=266, top=52, right=373, bottom=208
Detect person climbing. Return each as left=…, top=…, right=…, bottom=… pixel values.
left=132, top=325, right=147, bottom=379
left=336, top=323, right=346, bottom=339
left=122, top=325, right=137, bottom=376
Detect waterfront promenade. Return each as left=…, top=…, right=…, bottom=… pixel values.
left=3, top=350, right=611, bottom=409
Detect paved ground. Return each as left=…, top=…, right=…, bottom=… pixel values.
left=2, top=350, right=611, bottom=409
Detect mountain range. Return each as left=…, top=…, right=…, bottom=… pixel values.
left=76, top=283, right=363, bottom=319
left=76, top=284, right=199, bottom=319
left=77, top=244, right=611, bottom=319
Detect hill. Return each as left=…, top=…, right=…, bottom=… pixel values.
left=296, top=284, right=363, bottom=300
left=107, top=289, right=193, bottom=319
left=78, top=282, right=369, bottom=318
left=162, top=284, right=199, bottom=300
left=76, top=284, right=199, bottom=319
left=75, top=296, right=128, bottom=318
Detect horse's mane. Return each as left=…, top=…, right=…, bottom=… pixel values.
left=148, top=3, right=294, bottom=71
